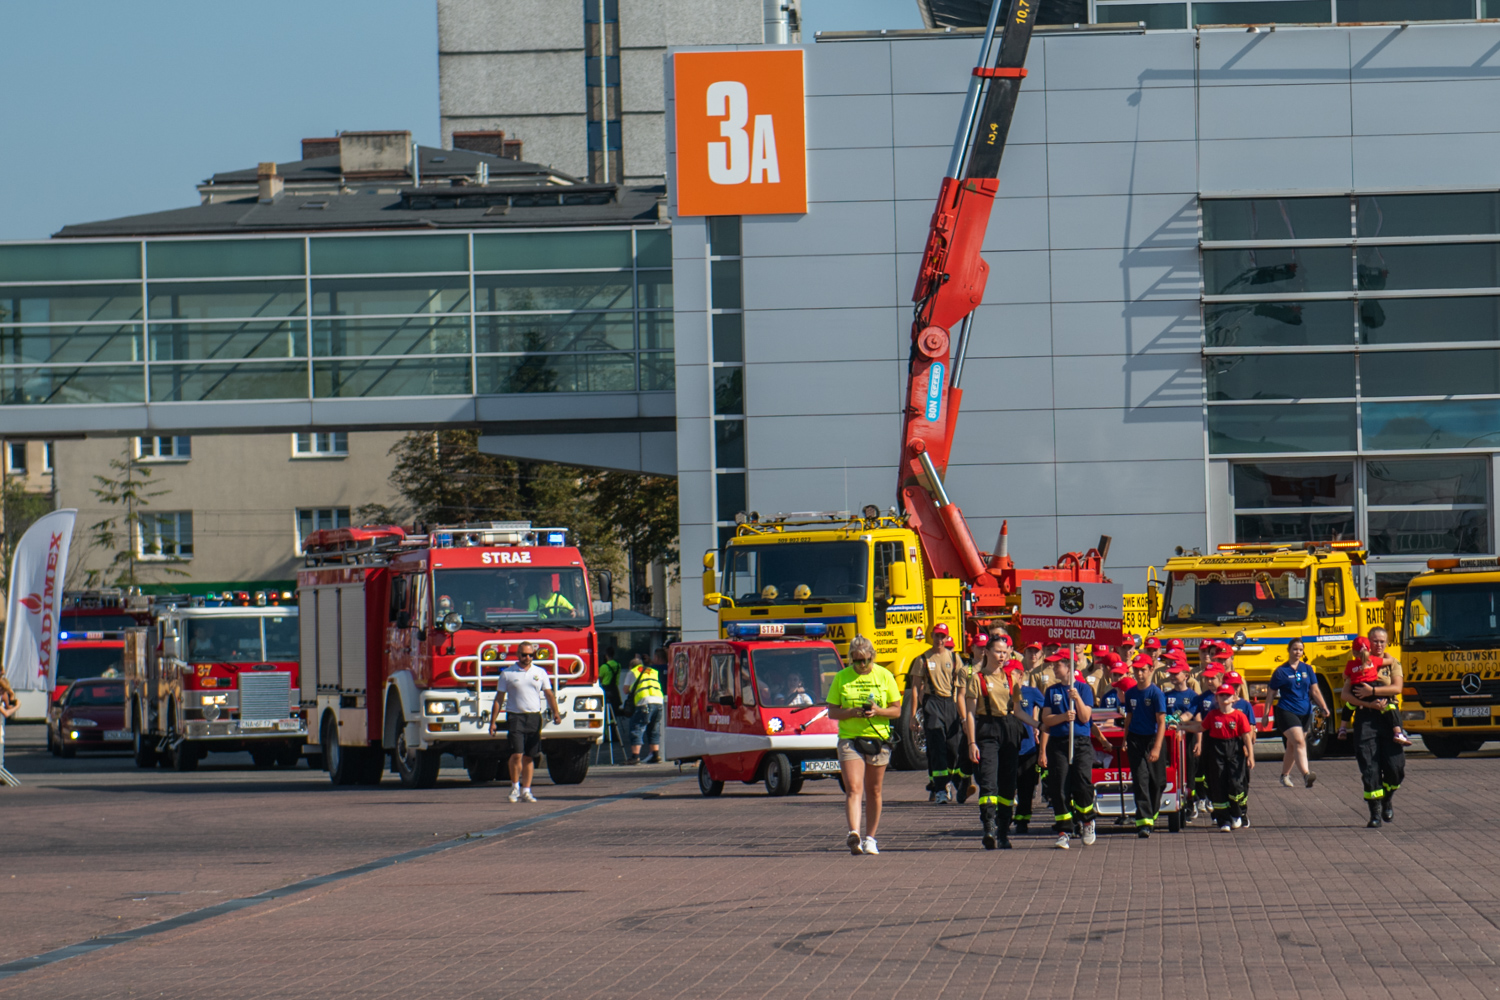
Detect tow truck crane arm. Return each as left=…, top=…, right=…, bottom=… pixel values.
left=899, top=0, right=1106, bottom=612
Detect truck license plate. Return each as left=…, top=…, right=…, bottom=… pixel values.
left=800, top=759, right=839, bottom=774
left=1454, top=706, right=1491, bottom=718
left=105, top=730, right=129, bottom=740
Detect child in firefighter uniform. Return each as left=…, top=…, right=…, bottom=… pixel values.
left=1162, top=657, right=1198, bottom=818
left=962, top=651, right=1038, bottom=850
left=1181, top=683, right=1256, bottom=832
left=1122, top=654, right=1168, bottom=838
left=1040, top=651, right=1096, bottom=849
left=910, top=623, right=966, bottom=804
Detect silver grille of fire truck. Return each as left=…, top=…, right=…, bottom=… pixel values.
left=239, top=672, right=290, bottom=721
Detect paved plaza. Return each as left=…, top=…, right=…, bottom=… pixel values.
left=2, top=727, right=1498, bottom=999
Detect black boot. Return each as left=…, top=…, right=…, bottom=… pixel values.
left=997, top=805, right=1014, bottom=849
left=1381, top=790, right=1394, bottom=823
left=956, top=777, right=973, bottom=805
left=980, top=805, right=997, bottom=850
left=1367, top=799, right=1383, bottom=828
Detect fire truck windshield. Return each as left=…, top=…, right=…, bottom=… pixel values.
left=183, top=616, right=296, bottom=663
left=751, top=646, right=841, bottom=709
left=434, top=568, right=589, bottom=626
left=726, top=541, right=868, bottom=606
left=265, top=616, right=299, bottom=659
left=1405, top=582, right=1500, bottom=649
left=1164, top=569, right=1308, bottom=623
left=57, top=646, right=124, bottom=683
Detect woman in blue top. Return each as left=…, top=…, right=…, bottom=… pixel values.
left=1268, top=639, right=1331, bottom=790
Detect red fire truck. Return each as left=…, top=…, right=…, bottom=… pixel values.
left=20, top=589, right=153, bottom=729
left=298, top=522, right=608, bottom=789
left=124, top=592, right=304, bottom=771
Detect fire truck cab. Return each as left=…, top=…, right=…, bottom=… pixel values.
left=1398, top=557, right=1500, bottom=757
left=26, top=589, right=151, bottom=728
left=667, top=623, right=843, bottom=797
left=298, top=523, right=608, bottom=789
left=124, top=592, right=304, bottom=771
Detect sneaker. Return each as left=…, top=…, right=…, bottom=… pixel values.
left=1055, top=832, right=1071, bottom=849
left=1231, top=816, right=1243, bottom=829
left=1394, top=730, right=1413, bottom=747
left=1280, top=774, right=1295, bottom=787
left=934, top=790, right=950, bottom=805
left=507, top=785, right=521, bottom=803
left=1082, top=821, right=1097, bottom=846
left=1219, top=823, right=1233, bottom=833
left=1337, top=726, right=1350, bottom=740
left=861, top=836, right=879, bottom=856
left=846, top=831, right=863, bottom=855
left=1304, top=771, right=1317, bottom=789
left=520, top=788, right=537, bottom=803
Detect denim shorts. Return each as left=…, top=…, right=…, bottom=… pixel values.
left=629, top=703, right=663, bottom=745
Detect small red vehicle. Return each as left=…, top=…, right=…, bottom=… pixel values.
left=1088, top=708, right=1188, bottom=833
left=49, top=677, right=129, bottom=757
left=667, top=623, right=843, bottom=797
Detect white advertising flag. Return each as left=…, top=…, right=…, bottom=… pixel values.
left=2, top=509, right=77, bottom=692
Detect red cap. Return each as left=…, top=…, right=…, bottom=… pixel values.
left=1215, top=683, right=1236, bottom=696
left=1102, top=651, right=1123, bottom=667
left=1166, top=638, right=1185, bottom=650
left=1166, top=648, right=1189, bottom=662
left=1044, top=651, right=1072, bottom=662
left=933, top=623, right=950, bottom=637
left=1093, top=644, right=1110, bottom=655
left=973, top=632, right=990, bottom=648
left=1111, top=662, right=1131, bottom=676
left=1024, top=641, right=1043, bottom=651
left=1167, top=663, right=1187, bottom=674
left=1202, top=663, right=1225, bottom=678
left=943, top=637, right=954, bottom=649
left=1114, top=674, right=1136, bottom=689
left=1004, top=660, right=1023, bottom=674
left=1130, top=654, right=1154, bottom=670
left=1352, top=636, right=1371, bottom=652
left=1225, top=671, right=1243, bottom=686
left=1143, top=637, right=1161, bottom=650
left=1212, top=649, right=1234, bottom=661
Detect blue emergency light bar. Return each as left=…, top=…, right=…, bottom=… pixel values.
left=546, top=532, right=567, bottom=546
left=725, top=622, right=828, bottom=639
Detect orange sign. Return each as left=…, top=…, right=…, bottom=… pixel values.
left=672, top=49, right=807, bottom=217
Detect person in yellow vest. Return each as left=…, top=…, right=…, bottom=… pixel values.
left=626, top=652, right=665, bottom=764
left=528, top=583, right=575, bottom=618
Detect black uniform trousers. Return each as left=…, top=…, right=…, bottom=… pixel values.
left=1015, top=747, right=1039, bottom=822
left=1044, top=733, right=1096, bottom=833
left=923, top=696, right=965, bottom=791
left=1353, top=708, right=1406, bottom=802
left=974, top=714, right=1024, bottom=826
left=1126, top=731, right=1166, bottom=829
left=1203, top=737, right=1248, bottom=823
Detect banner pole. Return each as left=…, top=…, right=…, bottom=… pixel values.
left=1068, top=642, right=1075, bottom=765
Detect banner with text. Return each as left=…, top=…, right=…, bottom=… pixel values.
left=2, top=509, right=77, bottom=692
left=1019, top=579, right=1125, bottom=647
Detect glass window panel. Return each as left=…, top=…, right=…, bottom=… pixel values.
left=147, top=239, right=302, bottom=279
left=637, top=270, right=673, bottom=310
left=635, top=229, right=671, bottom=268
left=149, top=362, right=308, bottom=401
left=1338, top=0, right=1475, bottom=23
left=1193, top=1, right=1331, bottom=25
left=1360, top=296, right=1500, bottom=345
left=715, top=420, right=746, bottom=468
left=311, top=276, right=469, bottom=316
left=714, top=366, right=744, bottom=415
left=1201, top=197, right=1349, bottom=242
left=312, top=317, right=470, bottom=357
left=309, top=235, right=467, bottom=275
left=0, top=365, right=144, bottom=405
left=583, top=0, right=618, bottom=21
left=711, top=260, right=742, bottom=310
left=314, top=357, right=472, bottom=398
left=474, top=272, right=631, bottom=312
left=475, top=353, right=636, bottom=394
left=716, top=472, right=747, bottom=523
left=1361, top=348, right=1500, bottom=397
left=639, top=312, right=673, bottom=351
left=712, top=313, right=743, bottom=362
left=0, top=325, right=141, bottom=364
left=708, top=217, right=741, bottom=257
left=1205, top=300, right=1353, bottom=348
left=584, top=55, right=620, bottom=87
left=1201, top=247, right=1350, bottom=296
left=1358, top=193, right=1500, bottom=239
left=1367, top=458, right=1487, bottom=507
left=0, top=284, right=142, bottom=324
left=1206, top=353, right=1353, bottom=401
left=1488, top=0, right=1500, bottom=17
left=473, top=230, right=632, bottom=271
left=1368, top=509, right=1487, bottom=556
left=1207, top=402, right=1357, bottom=453
left=1363, top=399, right=1500, bottom=450
left=640, top=351, right=675, bottom=391
left=477, top=312, right=633, bottom=353
left=1233, top=461, right=1354, bottom=508
left=1095, top=3, right=1190, bottom=28
left=1235, top=512, right=1357, bottom=544
left=586, top=120, right=624, bottom=152
left=0, top=242, right=139, bottom=282
left=1357, top=244, right=1500, bottom=292
left=148, top=280, right=305, bottom=320
left=149, top=322, right=305, bottom=360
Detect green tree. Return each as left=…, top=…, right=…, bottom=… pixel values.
left=0, top=480, right=54, bottom=596
left=85, top=443, right=180, bottom=587
left=582, top=470, right=679, bottom=610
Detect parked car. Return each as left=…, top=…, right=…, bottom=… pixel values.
left=48, top=678, right=129, bottom=757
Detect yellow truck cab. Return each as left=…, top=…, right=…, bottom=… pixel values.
left=702, top=510, right=962, bottom=770
left=1147, top=541, right=1390, bottom=758
left=1398, top=557, right=1500, bottom=758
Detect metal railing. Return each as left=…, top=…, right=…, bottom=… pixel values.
left=449, top=638, right=587, bottom=700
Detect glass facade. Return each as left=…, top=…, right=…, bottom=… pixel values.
left=0, top=229, right=673, bottom=404
left=708, top=217, right=746, bottom=552
left=1095, top=0, right=1482, bottom=25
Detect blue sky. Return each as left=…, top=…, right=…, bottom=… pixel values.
left=0, top=0, right=923, bottom=241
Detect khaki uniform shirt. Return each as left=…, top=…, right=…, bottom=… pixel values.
left=966, top=667, right=1014, bottom=717
left=913, top=647, right=960, bottom=699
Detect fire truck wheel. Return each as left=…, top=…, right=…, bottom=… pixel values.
left=323, top=718, right=357, bottom=786
left=132, top=707, right=157, bottom=768
left=893, top=698, right=928, bottom=772
left=697, top=760, right=724, bottom=797
left=545, top=743, right=591, bottom=785
left=788, top=773, right=806, bottom=795
left=391, top=711, right=441, bottom=789
left=466, top=757, right=500, bottom=784
left=170, top=742, right=200, bottom=772
left=1425, top=734, right=1464, bottom=758
left=764, top=753, right=795, bottom=796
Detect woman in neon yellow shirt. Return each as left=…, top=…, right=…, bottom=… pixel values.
left=825, top=635, right=904, bottom=856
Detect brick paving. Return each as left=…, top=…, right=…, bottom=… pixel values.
left=4, top=736, right=1500, bottom=999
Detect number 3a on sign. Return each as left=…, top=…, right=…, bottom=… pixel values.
left=673, top=49, right=807, bottom=217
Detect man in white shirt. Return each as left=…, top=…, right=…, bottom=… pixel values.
left=489, top=642, right=564, bottom=802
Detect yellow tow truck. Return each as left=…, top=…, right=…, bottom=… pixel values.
left=1397, top=557, right=1500, bottom=758
left=1144, top=541, right=1392, bottom=758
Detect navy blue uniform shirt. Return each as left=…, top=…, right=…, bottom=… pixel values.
left=1043, top=681, right=1094, bottom=740
left=1124, top=684, right=1167, bottom=736
left=1017, top=685, right=1045, bottom=755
